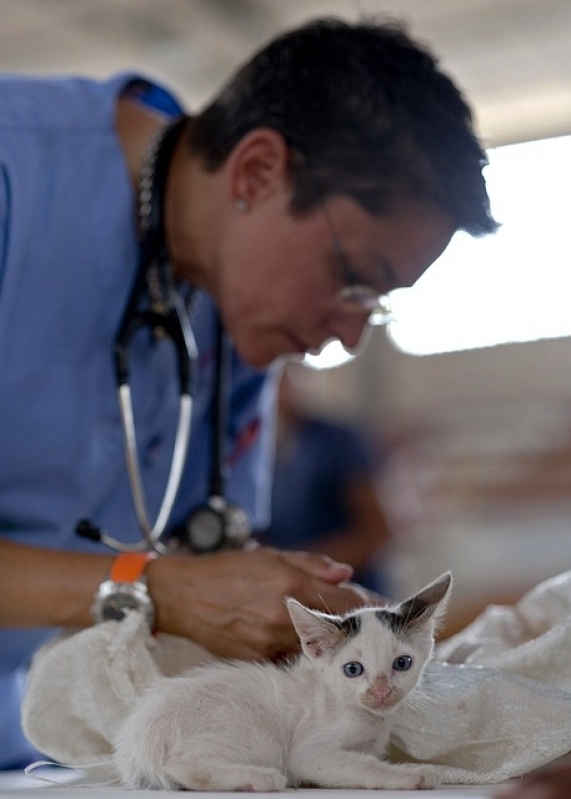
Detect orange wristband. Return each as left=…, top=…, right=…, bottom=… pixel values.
left=109, top=552, right=157, bottom=583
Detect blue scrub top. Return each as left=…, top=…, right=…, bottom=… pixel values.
left=0, top=73, right=277, bottom=767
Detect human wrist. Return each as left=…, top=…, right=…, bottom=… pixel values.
left=145, top=552, right=199, bottom=636
left=90, top=552, right=158, bottom=627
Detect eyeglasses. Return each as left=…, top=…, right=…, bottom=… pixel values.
left=322, top=206, right=393, bottom=326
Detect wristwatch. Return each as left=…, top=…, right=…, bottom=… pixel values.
left=90, top=552, right=157, bottom=628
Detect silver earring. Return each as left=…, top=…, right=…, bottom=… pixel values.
left=235, top=198, right=249, bottom=213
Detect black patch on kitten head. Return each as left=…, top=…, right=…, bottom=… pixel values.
left=376, top=598, right=432, bottom=633
left=375, top=609, right=407, bottom=634
left=330, top=613, right=362, bottom=639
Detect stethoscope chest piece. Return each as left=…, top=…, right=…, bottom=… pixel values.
left=180, top=496, right=252, bottom=554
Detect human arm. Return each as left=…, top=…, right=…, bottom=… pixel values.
left=0, top=539, right=113, bottom=629
left=494, top=756, right=571, bottom=799
left=0, top=538, right=362, bottom=660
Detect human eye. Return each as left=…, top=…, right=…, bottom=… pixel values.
left=343, top=661, right=364, bottom=677
left=331, top=243, right=388, bottom=307
left=392, top=655, right=413, bottom=671
left=338, top=251, right=363, bottom=290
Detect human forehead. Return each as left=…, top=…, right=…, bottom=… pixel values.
left=323, top=195, right=456, bottom=291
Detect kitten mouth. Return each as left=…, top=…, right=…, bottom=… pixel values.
left=362, top=695, right=399, bottom=713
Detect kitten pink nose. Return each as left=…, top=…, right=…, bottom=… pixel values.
left=371, top=677, right=392, bottom=700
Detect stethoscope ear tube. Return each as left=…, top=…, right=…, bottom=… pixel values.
left=112, top=290, right=197, bottom=553
left=117, top=381, right=192, bottom=553
left=114, top=302, right=196, bottom=400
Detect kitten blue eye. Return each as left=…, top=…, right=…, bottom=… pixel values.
left=393, top=655, right=412, bottom=671
left=343, top=662, right=364, bottom=678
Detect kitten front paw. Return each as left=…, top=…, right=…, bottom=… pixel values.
left=409, top=764, right=440, bottom=790
left=235, top=766, right=287, bottom=792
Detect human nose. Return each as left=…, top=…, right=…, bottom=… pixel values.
left=329, top=311, right=372, bottom=352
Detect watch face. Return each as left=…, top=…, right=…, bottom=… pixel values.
left=100, top=590, right=147, bottom=622
left=92, top=580, right=154, bottom=627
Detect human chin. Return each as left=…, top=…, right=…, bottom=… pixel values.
left=233, top=336, right=285, bottom=370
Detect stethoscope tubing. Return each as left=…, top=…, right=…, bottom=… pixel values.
left=118, top=383, right=192, bottom=553
left=76, top=115, right=246, bottom=555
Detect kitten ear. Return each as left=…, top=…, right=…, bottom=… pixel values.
left=286, top=598, right=344, bottom=660
left=397, top=572, right=453, bottom=631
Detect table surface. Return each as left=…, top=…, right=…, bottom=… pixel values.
left=0, top=769, right=504, bottom=798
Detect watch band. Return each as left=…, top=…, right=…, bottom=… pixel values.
left=110, top=551, right=157, bottom=583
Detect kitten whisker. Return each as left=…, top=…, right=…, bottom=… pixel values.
left=404, top=690, right=441, bottom=711
left=316, top=593, right=334, bottom=616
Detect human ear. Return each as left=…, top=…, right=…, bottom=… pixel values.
left=227, top=128, right=290, bottom=209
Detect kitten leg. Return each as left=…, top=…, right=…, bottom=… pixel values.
left=164, top=752, right=287, bottom=792
left=291, top=748, right=439, bottom=790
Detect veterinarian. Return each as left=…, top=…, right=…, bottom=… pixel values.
left=0, top=17, right=497, bottom=768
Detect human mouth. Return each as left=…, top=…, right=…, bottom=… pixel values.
left=287, top=332, right=311, bottom=355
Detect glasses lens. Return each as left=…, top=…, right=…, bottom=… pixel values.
left=369, top=304, right=394, bottom=326
left=336, top=286, right=393, bottom=325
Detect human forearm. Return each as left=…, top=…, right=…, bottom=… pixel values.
left=0, top=538, right=365, bottom=662
left=0, top=539, right=113, bottom=628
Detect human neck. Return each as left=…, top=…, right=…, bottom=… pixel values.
left=115, top=94, right=169, bottom=193
left=116, top=94, right=222, bottom=295
left=116, top=97, right=197, bottom=281
left=163, top=141, right=228, bottom=294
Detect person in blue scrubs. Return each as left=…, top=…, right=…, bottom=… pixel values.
left=0, top=18, right=497, bottom=767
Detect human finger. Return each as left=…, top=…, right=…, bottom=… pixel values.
left=280, top=549, right=354, bottom=583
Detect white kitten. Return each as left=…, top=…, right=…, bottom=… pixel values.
left=114, top=572, right=451, bottom=791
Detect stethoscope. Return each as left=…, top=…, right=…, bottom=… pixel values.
left=76, top=116, right=252, bottom=555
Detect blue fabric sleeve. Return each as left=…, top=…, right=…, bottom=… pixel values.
left=123, top=78, right=184, bottom=116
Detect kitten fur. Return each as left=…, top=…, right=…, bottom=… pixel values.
left=114, top=572, right=452, bottom=791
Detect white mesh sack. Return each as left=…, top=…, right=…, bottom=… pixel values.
left=392, top=570, right=571, bottom=783
left=21, top=611, right=212, bottom=777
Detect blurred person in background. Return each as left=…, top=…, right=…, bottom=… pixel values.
left=258, top=364, right=394, bottom=597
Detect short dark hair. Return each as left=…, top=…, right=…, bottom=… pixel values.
left=188, top=17, right=498, bottom=236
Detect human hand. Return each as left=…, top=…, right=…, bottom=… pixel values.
left=494, top=757, right=571, bottom=799
left=148, top=546, right=366, bottom=661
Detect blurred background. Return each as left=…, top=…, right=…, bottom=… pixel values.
left=4, top=0, right=571, bottom=635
